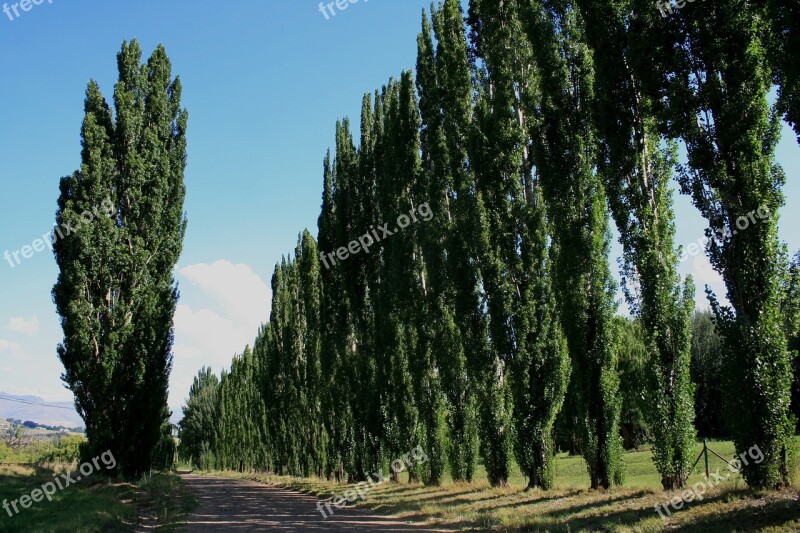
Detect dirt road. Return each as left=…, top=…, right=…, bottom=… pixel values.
left=180, top=474, right=451, bottom=532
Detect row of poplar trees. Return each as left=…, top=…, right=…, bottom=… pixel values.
left=181, top=0, right=799, bottom=491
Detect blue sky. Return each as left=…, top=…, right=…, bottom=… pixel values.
left=0, top=0, right=798, bottom=414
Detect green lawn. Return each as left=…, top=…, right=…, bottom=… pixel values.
left=544, top=440, right=751, bottom=490
left=367, top=440, right=755, bottom=491
left=0, top=464, right=134, bottom=532
left=212, top=439, right=800, bottom=532
left=0, top=465, right=195, bottom=533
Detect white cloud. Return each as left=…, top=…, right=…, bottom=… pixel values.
left=0, top=339, right=31, bottom=361
left=5, top=315, right=40, bottom=336
left=689, top=255, right=728, bottom=309
left=169, top=261, right=270, bottom=409
left=173, top=305, right=252, bottom=361
left=691, top=255, right=724, bottom=286
left=179, top=260, right=270, bottom=328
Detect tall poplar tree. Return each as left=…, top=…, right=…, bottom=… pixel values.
left=518, top=0, right=625, bottom=489
left=466, top=0, right=572, bottom=490
left=416, top=10, right=473, bottom=485
left=53, top=40, right=187, bottom=477
left=371, top=77, right=421, bottom=483
left=265, top=260, right=290, bottom=473
left=317, top=150, right=349, bottom=481
left=352, top=93, right=383, bottom=481
left=214, top=346, right=266, bottom=472
left=416, top=0, right=485, bottom=483
left=467, top=0, right=534, bottom=487
left=764, top=0, right=800, bottom=143
left=574, top=0, right=696, bottom=490
left=298, top=230, right=327, bottom=477
left=332, top=119, right=367, bottom=480
left=632, top=0, right=794, bottom=488
left=178, top=367, right=219, bottom=468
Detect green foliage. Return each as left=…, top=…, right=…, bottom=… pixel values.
left=52, top=40, right=187, bottom=478
left=317, top=147, right=351, bottom=482
left=572, top=0, right=697, bottom=491
left=178, top=0, right=798, bottom=496
left=690, top=311, right=727, bottom=439
left=516, top=0, right=625, bottom=489
left=178, top=367, right=219, bottom=468
left=764, top=0, right=800, bottom=143
left=785, top=253, right=800, bottom=431
left=151, top=422, right=177, bottom=472
left=786, top=253, right=800, bottom=343
left=629, top=0, right=795, bottom=488
left=36, top=434, right=85, bottom=464
left=466, top=0, right=573, bottom=489
left=215, top=345, right=268, bottom=472
left=416, top=2, right=481, bottom=484
left=616, top=319, right=651, bottom=450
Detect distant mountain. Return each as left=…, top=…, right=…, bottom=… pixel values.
left=0, top=391, right=183, bottom=428
left=0, top=392, right=184, bottom=429
left=0, top=392, right=83, bottom=428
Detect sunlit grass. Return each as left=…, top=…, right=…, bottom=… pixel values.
left=0, top=465, right=195, bottom=532
left=0, top=465, right=135, bottom=533
left=209, top=438, right=800, bottom=531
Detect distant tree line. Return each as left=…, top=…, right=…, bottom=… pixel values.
left=177, top=0, right=799, bottom=491
left=3, top=419, right=84, bottom=434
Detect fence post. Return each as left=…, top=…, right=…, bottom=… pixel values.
left=703, top=439, right=710, bottom=481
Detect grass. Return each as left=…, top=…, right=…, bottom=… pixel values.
left=0, top=464, right=135, bottom=532
left=209, top=439, right=800, bottom=531
left=137, top=471, right=198, bottom=531
left=0, top=465, right=196, bottom=532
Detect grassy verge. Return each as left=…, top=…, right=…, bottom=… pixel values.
left=137, top=471, right=197, bottom=531
left=0, top=465, right=195, bottom=532
left=208, top=440, right=800, bottom=532
left=0, top=464, right=135, bottom=532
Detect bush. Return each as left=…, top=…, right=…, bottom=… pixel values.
left=36, top=434, right=85, bottom=463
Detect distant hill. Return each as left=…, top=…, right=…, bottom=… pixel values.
left=0, top=392, right=83, bottom=428
left=0, top=391, right=183, bottom=429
